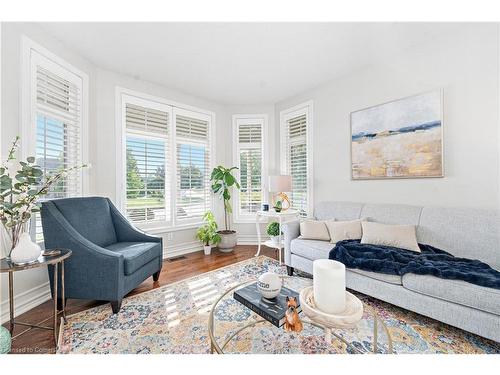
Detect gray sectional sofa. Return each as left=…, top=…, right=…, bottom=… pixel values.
left=282, top=201, right=500, bottom=342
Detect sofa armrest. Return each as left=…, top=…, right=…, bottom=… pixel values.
left=108, top=199, right=162, bottom=244
left=282, top=219, right=300, bottom=266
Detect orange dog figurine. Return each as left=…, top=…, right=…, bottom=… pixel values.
left=284, top=296, right=303, bottom=332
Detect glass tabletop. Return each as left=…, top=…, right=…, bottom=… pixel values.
left=0, top=248, right=72, bottom=272
left=208, top=276, right=393, bottom=354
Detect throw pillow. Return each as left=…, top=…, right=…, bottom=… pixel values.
left=325, top=219, right=363, bottom=244
left=300, top=220, right=330, bottom=241
left=360, top=221, right=420, bottom=252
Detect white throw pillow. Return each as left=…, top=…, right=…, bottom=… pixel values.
left=360, top=221, right=420, bottom=252
left=300, top=220, right=330, bottom=241
left=325, top=219, right=363, bottom=244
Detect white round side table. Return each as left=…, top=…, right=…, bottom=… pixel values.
left=254, top=209, right=300, bottom=264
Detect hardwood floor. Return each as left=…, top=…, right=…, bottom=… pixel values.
left=3, top=245, right=276, bottom=354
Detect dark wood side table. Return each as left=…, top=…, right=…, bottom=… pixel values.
left=0, top=249, right=72, bottom=346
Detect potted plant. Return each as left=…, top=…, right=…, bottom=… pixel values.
left=195, top=211, right=221, bottom=255
left=210, top=165, right=240, bottom=252
left=266, top=221, right=281, bottom=245
left=0, top=136, right=87, bottom=262
left=273, top=200, right=283, bottom=213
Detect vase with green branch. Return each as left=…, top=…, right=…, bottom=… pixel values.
left=210, top=165, right=240, bottom=252
left=0, top=136, right=88, bottom=262
left=195, top=211, right=221, bottom=255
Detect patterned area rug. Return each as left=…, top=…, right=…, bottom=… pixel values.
left=58, top=256, right=500, bottom=354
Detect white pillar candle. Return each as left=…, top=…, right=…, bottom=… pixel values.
left=313, top=259, right=346, bottom=314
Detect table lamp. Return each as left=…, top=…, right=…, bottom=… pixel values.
left=269, top=175, right=292, bottom=211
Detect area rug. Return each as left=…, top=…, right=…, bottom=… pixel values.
left=57, top=256, right=500, bottom=354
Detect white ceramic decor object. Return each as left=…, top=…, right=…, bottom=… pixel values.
left=300, top=286, right=363, bottom=328
left=313, top=259, right=346, bottom=314
left=10, top=233, right=41, bottom=264
left=203, top=245, right=211, bottom=255
left=257, top=272, right=282, bottom=299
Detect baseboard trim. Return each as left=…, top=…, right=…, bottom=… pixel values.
left=0, top=281, right=51, bottom=324
left=237, top=234, right=266, bottom=245
left=163, top=241, right=203, bottom=259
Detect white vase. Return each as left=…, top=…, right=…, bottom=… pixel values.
left=10, top=233, right=41, bottom=265
left=270, top=235, right=280, bottom=245
left=203, top=245, right=212, bottom=255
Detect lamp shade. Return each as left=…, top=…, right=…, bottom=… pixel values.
left=269, top=175, right=292, bottom=192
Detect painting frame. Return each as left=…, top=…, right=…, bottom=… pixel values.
left=350, top=89, right=444, bottom=180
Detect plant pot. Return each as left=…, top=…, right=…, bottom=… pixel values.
left=270, top=235, right=280, bottom=246
left=203, top=245, right=212, bottom=255
left=217, top=230, right=237, bottom=252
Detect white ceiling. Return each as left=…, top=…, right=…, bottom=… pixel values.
left=37, top=22, right=475, bottom=105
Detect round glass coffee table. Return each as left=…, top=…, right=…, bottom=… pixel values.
left=208, top=276, right=393, bottom=354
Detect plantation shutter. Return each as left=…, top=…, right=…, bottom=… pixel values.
left=237, top=123, right=263, bottom=215
left=125, top=102, right=169, bottom=224
left=175, top=112, right=211, bottom=222
left=34, top=59, right=83, bottom=241
left=284, top=113, right=308, bottom=217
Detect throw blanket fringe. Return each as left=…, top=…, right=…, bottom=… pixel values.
left=329, top=240, right=500, bottom=290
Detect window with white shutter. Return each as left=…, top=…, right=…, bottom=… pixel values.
left=124, top=102, right=170, bottom=224
left=27, top=48, right=86, bottom=242
left=174, top=109, right=211, bottom=224
left=232, top=115, right=267, bottom=222
left=280, top=102, right=313, bottom=217
left=118, top=90, right=214, bottom=230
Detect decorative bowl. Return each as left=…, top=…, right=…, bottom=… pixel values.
left=299, top=286, right=363, bottom=328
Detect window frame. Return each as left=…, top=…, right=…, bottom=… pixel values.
left=21, top=36, right=89, bottom=242
left=232, top=114, right=268, bottom=223
left=279, top=101, right=314, bottom=218
left=116, top=87, right=216, bottom=233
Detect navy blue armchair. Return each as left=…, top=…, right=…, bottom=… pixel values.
left=41, top=197, right=163, bottom=313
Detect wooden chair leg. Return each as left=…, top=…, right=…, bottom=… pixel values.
left=153, top=270, right=161, bottom=282
left=110, top=299, right=122, bottom=314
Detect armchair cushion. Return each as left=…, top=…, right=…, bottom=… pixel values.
left=106, top=242, right=162, bottom=276
left=51, top=197, right=117, bottom=247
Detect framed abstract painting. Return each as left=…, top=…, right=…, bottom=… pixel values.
left=350, top=90, right=444, bottom=179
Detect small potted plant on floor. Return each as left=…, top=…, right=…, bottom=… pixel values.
left=210, top=165, right=240, bottom=252
left=196, top=211, right=221, bottom=255
left=266, top=221, right=281, bottom=245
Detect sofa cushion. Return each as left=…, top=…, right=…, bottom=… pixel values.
left=106, top=242, right=162, bottom=276
left=348, top=269, right=402, bottom=285
left=300, top=220, right=330, bottom=241
left=52, top=197, right=117, bottom=247
left=402, top=273, right=500, bottom=315
left=361, top=221, right=420, bottom=252
left=291, top=239, right=333, bottom=261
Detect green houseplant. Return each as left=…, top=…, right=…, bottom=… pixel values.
left=266, top=221, right=281, bottom=245
left=210, top=165, right=240, bottom=252
left=195, top=211, right=221, bottom=255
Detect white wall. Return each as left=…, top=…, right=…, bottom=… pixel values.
left=0, top=22, right=97, bottom=322
left=275, top=25, right=500, bottom=210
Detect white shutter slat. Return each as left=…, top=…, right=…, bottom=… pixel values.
left=125, top=102, right=170, bottom=224
left=237, top=121, right=263, bottom=216
left=285, top=113, right=308, bottom=217
left=34, top=63, right=83, bottom=242
left=175, top=113, right=210, bottom=222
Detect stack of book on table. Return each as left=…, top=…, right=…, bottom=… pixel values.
left=233, top=282, right=302, bottom=327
